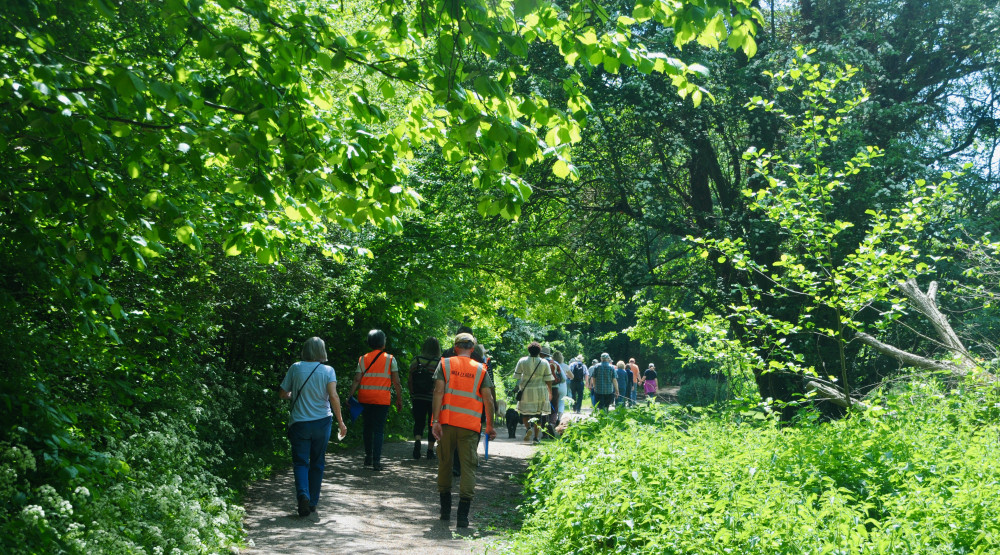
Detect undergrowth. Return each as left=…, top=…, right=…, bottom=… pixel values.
left=508, top=379, right=1000, bottom=554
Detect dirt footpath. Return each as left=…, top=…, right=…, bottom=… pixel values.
left=241, top=434, right=536, bottom=555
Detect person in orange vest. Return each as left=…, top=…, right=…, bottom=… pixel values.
left=431, top=332, right=497, bottom=528
left=348, top=329, right=403, bottom=472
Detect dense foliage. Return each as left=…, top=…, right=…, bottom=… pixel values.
left=2, top=0, right=1000, bottom=551
left=512, top=381, right=1000, bottom=554
left=0, top=0, right=761, bottom=551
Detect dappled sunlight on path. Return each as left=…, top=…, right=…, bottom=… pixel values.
left=241, top=434, right=536, bottom=554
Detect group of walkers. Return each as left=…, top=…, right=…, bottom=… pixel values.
left=278, top=328, right=496, bottom=528
left=277, top=329, right=660, bottom=529
left=511, top=346, right=659, bottom=443
left=567, top=354, right=659, bottom=412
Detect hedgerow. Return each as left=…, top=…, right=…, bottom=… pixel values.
left=509, top=380, right=1000, bottom=554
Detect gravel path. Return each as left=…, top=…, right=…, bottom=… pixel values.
left=241, top=432, right=537, bottom=555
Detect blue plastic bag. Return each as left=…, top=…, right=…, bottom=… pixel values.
left=348, top=396, right=363, bottom=422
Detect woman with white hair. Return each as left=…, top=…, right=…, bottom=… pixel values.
left=279, top=336, right=348, bottom=517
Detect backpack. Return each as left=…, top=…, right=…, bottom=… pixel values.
left=548, top=359, right=563, bottom=385
left=411, top=356, right=437, bottom=396
left=570, top=361, right=585, bottom=384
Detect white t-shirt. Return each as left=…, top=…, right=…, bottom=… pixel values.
left=281, top=361, right=337, bottom=424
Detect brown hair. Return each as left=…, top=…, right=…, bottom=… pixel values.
left=527, top=341, right=542, bottom=357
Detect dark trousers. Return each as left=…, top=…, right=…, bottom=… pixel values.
left=570, top=381, right=585, bottom=412
left=289, top=416, right=332, bottom=507
left=411, top=398, right=432, bottom=438
left=595, top=393, right=614, bottom=411
left=362, top=404, right=390, bottom=462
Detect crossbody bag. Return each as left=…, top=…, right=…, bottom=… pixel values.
left=515, top=360, right=544, bottom=402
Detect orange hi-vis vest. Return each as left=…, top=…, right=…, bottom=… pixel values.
left=439, top=356, right=486, bottom=433
left=358, top=350, right=393, bottom=405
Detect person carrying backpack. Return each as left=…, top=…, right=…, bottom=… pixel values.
left=569, top=356, right=586, bottom=413
left=589, top=353, right=619, bottom=411
left=408, top=337, right=441, bottom=460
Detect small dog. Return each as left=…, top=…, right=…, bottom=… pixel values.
left=501, top=401, right=520, bottom=439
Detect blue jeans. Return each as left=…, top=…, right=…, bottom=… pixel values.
left=362, top=404, right=390, bottom=462
left=289, top=416, right=332, bottom=508
left=630, top=386, right=637, bottom=405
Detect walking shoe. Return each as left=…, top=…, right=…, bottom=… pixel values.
left=426, top=448, right=436, bottom=460
left=373, top=461, right=383, bottom=472
left=413, top=439, right=422, bottom=460
left=364, top=455, right=372, bottom=467
left=297, top=494, right=310, bottom=517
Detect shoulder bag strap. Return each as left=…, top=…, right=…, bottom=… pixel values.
left=289, top=362, right=323, bottom=417
left=522, top=360, right=543, bottom=386
left=360, top=350, right=385, bottom=378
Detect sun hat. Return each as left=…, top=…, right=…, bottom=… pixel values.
left=540, top=344, right=552, bottom=357
left=600, top=353, right=611, bottom=361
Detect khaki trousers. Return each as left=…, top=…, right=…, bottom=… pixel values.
left=436, top=424, right=480, bottom=499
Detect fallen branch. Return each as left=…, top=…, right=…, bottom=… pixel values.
left=855, top=278, right=977, bottom=378
left=804, top=377, right=869, bottom=410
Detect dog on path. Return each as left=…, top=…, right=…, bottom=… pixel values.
left=496, top=399, right=520, bottom=439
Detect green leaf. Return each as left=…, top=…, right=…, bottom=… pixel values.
left=552, top=159, right=571, bottom=179
left=380, top=80, right=396, bottom=99
left=175, top=225, right=195, bottom=245
left=514, top=0, right=539, bottom=19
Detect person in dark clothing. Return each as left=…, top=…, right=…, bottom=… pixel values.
left=408, top=337, right=441, bottom=460
left=568, top=356, right=587, bottom=413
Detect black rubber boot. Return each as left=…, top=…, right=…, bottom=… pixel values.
left=439, top=492, right=452, bottom=521
left=456, top=498, right=472, bottom=528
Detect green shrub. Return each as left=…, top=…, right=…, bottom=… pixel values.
left=675, top=376, right=732, bottom=406
left=0, top=381, right=247, bottom=554
left=508, top=379, right=1000, bottom=554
